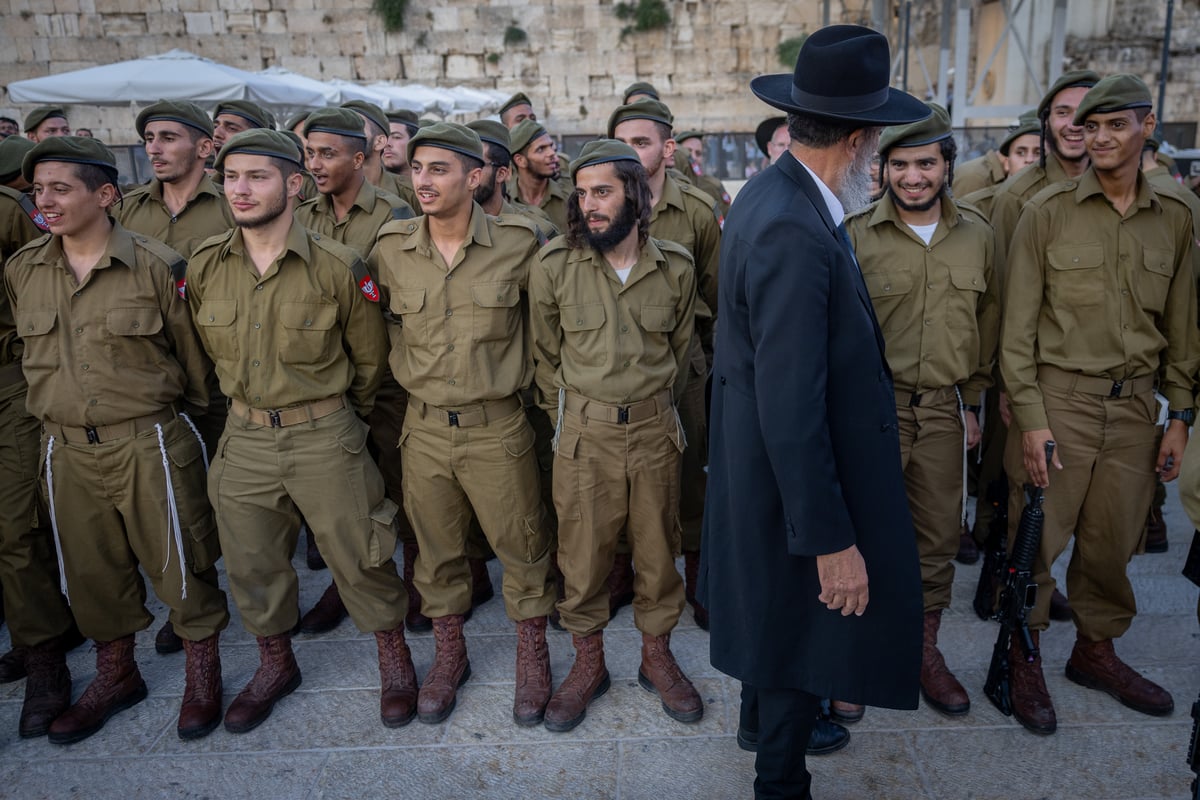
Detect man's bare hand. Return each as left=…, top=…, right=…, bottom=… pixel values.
left=998, top=391, right=1012, bottom=428
left=1157, top=419, right=1188, bottom=482
left=1021, top=428, right=1061, bottom=488
left=817, top=544, right=869, bottom=616
left=965, top=408, right=982, bottom=449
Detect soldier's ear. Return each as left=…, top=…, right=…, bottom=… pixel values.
left=197, top=138, right=215, bottom=160
left=1142, top=111, right=1156, bottom=142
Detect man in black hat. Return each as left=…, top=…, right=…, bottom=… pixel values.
left=699, top=25, right=927, bottom=798
left=754, top=117, right=788, bottom=171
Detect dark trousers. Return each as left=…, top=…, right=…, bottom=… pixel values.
left=741, top=682, right=820, bottom=800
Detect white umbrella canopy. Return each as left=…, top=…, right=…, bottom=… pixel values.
left=7, top=49, right=328, bottom=110
left=363, top=83, right=430, bottom=114
left=370, top=83, right=456, bottom=116
left=258, top=66, right=339, bottom=105
left=441, top=86, right=501, bottom=115
left=321, top=79, right=395, bottom=109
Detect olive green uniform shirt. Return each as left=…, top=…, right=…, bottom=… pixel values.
left=846, top=192, right=999, bottom=405
left=370, top=203, right=539, bottom=407
left=294, top=177, right=414, bottom=259
left=499, top=198, right=558, bottom=245
left=511, top=175, right=571, bottom=234
left=0, top=187, right=44, bottom=264
left=371, top=169, right=419, bottom=211
left=530, top=235, right=697, bottom=408
left=649, top=175, right=721, bottom=353
left=1146, top=165, right=1200, bottom=299
left=4, top=221, right=210, bottom=426
left=116, top=175, right=233, bottom=258
left=187, top=219, right=388, bottom=416
left=952, top=150, right=1007, bottom=197
left=1000, top=168, right=1200, bottom=431
left=988, top=153, right=1077, bottom=265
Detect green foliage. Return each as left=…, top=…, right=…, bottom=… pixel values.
left=487, top=52, right=502, bottom=65
left=373, top=0, right=409, bottom=33
left=504, top=25, right=528, bottom=47
left=614, top=0, right=670, bottom=33
left=777, top=34, right=808, bottom=68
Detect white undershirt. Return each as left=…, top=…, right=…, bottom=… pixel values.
left=613, top=266, right=633, bottom=284
left=907, top=221, right=938, bottom=245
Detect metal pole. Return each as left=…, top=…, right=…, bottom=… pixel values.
left=936, top=0, right=953, bottom=107
left=822, top=0, right=830, bottom=28
left=1159, top=0, right=1174, bottom=125
left=902, top=1, right=911, bottom=91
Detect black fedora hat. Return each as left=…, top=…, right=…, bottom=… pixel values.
left=754, top=117, right=787, bottom=156
left=751, top=25, right=929, bottom=125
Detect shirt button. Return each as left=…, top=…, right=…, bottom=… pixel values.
left=927, top=283, right=934, bottom=289
left=304, top=319, right=312, bottom=327
left=883, top=284, right=891, bottom=291
left=447, top=344, right=455, bottom=352
left=623, top=360, right=630, bottom=367
left=255, top=285, right=263, bottom=291
left=208, top=315, right=215, bottom=322
left=445, top=310, right=453, bottom=317
left=254, top=322, right=261, bottom=329
left=74, top=327, right=83, bottom=334
left=1073, top=257, right=1080, bottom=263
left=81, top=364, right=89, bottom=371
left=620, top=325, right=628, bottom=332
left=576, top=318, right=584, bottom=325
left=131, top=321, right=140, bottom=329
left=252, top=359, right=260, bottom=367
left=1121, top=289, right=1129, bottom=296
left=254, top=395, right=261, bottom=403
left=88, top=399, right=97, bottom=406
left=448, top=379, right=456, bottom=386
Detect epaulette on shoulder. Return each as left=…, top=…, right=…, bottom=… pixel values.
left=120, top=184, right=151, bottom=202
left=1025, top=179, right=1077, bottom=210
left=493, top=213, right=539, bottom=236
left=309, top=230, right=360, bottom=265
left=192, top=229, right=235, bottom=257
left=9, top=233, right=51, bottom=260
left=653, top=237, right=695, bottom=264
left=678, top=180, right=719, bottom=211
left=537, top=233, right=570, bottom=261
left=1006, top=165, right=1047, bottom=197
left=132, top=233, right=187, bottom=281
left=843, top=203, right=874, bottom=225
left=376, top=216, right=422, bottom=240
left=954, top=200, right=989, bottom=225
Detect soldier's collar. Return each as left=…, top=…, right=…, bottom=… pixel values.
left=465, top=202, right=494, bottom=248
left=1075, top=167, right=1158, bottom=212
left=224, top=217, right=311, bottom=263
left=37, top=217, right=137, bottom=270
left=867, top=190, right=958, bottom=231
left=148, top=173, right=223, bottom=205
left=659, top=174, right=687, bottom=212
left=315, top=175, right=375, bottom=216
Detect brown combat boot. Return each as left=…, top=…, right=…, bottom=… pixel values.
left=470, top=557, right=495, bottom=608
left=1048, top=587, right=1072, bottom=622
left=375, top=624, right=418, bottom=728
left=155, top=621, right=183, bottom=655
left=544, top=632, right=610, bottom=732
left=919, top=610, right=970, bottom=716
left=178, top=634, right=222, bottom=740
left=1009, top=630, right=1056, bottom=735
left=417, top=614, right=470, bottom=724
left=1065, top=637, right=1174, bottom=716
left=1144, top=506, right=1168, bottom=553
left=683, top=550, right=709, bottom=631
left=513, top=617, right=552, bottom=726
left=297, top=581, right=348, bottom=635
left=403, top=542, right=432, bottom=633
left=48, top=635, right=147, bottom=745
left=224, top=634, right=302, bottom=733
left=607, top=551, right=634, bottom=618
left=18, top=642, right=72, bottom=738
left=638, top=632, right=703, bottom=723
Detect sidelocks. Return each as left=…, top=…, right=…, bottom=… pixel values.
left=984, top=440, right=1055, bottom=716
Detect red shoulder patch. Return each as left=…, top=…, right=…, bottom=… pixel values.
left=176, top=278, right=187, bottom=300
left=359, top=274, right=380, bottom=303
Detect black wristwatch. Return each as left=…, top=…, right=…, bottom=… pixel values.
left=1167, top=408, right=1196, bottom=426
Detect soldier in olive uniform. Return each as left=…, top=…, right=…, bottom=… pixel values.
left=530, top=140, right=702, bottom=731
left=340, top=100, right=413, bottom=205
left=382, top=109, right=421, bottom=210
left=188, top=129, right=417, bottom=734
left=212, top=100, right=276, bottom=151
left=951, top=147, right=1005, bottom=198
left=0, top=136, right=37, bottom=190
left=23, top=107, right=70, bottom=142
left=1000, top=75, right=1199, bottom=735
left=509, top=120, right=571, bottom=232
left=674, top=130, right=732, bottom=218
left=369, top=123, right=556, bottom=727
left=5, top=137, right=229, bottom=744
left=844, top=104, right=999, bottom=720
left=499, top=92, right=538, bottom=129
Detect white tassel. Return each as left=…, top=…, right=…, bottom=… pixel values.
left=673, top=405, right=688, bottom=450
left=955, top=387, right=968, bottom=528
left=44, top=435, right=70, bottom=604
left=156, top=424, right=188, bottom=600
left=552, top=387, right=565, bottom=453
left=178, top=412, right=209, bottom=470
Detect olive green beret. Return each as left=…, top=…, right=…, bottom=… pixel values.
left=285, top=111, right=311, bottom=132
left=304, top=107, right=369, bottom=141
left=214, top=100, right=276, bottom=131
left=279, top=129, right=305, bottom=154
left=340, top=100, right=388, bottom=136
left=509, top=119, right=549, bottom=155
left=0, top=136, right=37, bottom=182
left=214, top=128, right=303, bottom=172
left=607, top=98, right=674, bottom=138
left=24, top=106, right=67, bottom=133
left=1037, top=69, right=1102, bottom=120
left=998, top=109, right=1040, bottom=155
left=22, top=135, right=117, bottom=183
left=675, top=130, right=704, bottom=143
left=1073, top=73, right=1152, bottom=124
left=387, top=108, right=420, bottom=133
left=877, top=103, right=951, bottom=155
left=569, top=138, right=641, bottom=182
left=406, top=122, right=484, bottom=164
left=622, top=81, right=660, bottom=103
left=418, top=117, right=438, bottom=128
left=136, top=100, right=214, bottom=139
left=466, top=120, right=511, bottom=155
left=499, top=92, right=532, bottom=116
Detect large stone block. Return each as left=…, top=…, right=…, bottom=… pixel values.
left=431, top=7, right=461, bottom=32
left=286, top=10, right=333, bottom=34
left=404, top=53, right=443, bottom=82
left=146, top=13, right=185, bottom=35
left=182, top=11, right=216, bottom=35
left=445, top=54, right=484, bottom=81
left=259, top=10, right=286, bottom=34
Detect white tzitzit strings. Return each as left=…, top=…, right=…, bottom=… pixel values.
left=156, top=424, right=188, bottom=599
left=44, top=435, right=69, bottom=604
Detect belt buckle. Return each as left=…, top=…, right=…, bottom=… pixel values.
left=268, top=410, right=283, bottom=428
left=447, top=411, right=460, bottom=427
left=1109, top=380, right=1124, bottom=398
left=85, top=426, right=99, bottom=444
left=617, top=406, right=630, bottom=424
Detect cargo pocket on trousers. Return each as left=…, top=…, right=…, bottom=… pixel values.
left=551, top=426, right=582, bottom=521
left=166, top=431, right=221, bottom=572
left=501, top=420, right=536, bottom=460
left=368, top=497, right=400, bottom=567
left=520, top=506, right=550, bottom=564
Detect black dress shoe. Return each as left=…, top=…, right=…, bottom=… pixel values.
left=734, top=717, right=850, bottom=756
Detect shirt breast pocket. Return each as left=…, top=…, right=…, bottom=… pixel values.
left=639, top=304, right=677, bottom=333
left=1046, top=243, right=1105, bottom=308
left=105, top=307, right=166, bottom=370
left=947, top=266, right=986, bottom=330
left=196, top=299, right=239, bottom=362
left=391, top=288, right=427, bottom=343
left=561, top=302, right=607, bottom=367
left=15, top=308, right=58, bottom=375
left=470, top=281, right=519, bottom=342
left=1137, top=246, right=1174, bottom=313
left=279, top=301, right=338, bottom=365
left=863, top=270, right=913, bottom=332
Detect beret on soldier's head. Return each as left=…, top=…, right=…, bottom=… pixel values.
left=509, top=119, right=549, bottom=156
left=998, top=109, right=1040, bottom=155
left=339, top=100, right=389, bottom=137
left=1036, top=69, right=1102, bottom=120
left=22, top=135, right=118, bottom=183
left=136, top=100, right=214, bottom=139
left=675, top=130, right=704, bottom=143
left=466, top=120, right=511, bottom=155
left=499, top=92, right=533, bottom=116
left=214, top=128, right=303, bottom=173
left=304, top=107, right=369, bottom=141
left=569, top=138, right=641, bottom=182
left=24, top=106, right=67, bottom=133
left=285, top=111, right=311, bottom=132
left=1072, top=74, right=1153, bottom=124
left=877, top=103, right=952, bottom=156
left=0, top=136, right=37, bottom=182
left=406, top=122, right=484, bottom=164
left=387, top=109, right=421, bottom=134
left=606, top=98, right=674, bottom=138
left=279, top=129, right=305, bottom=153
left=622, top=81, right=660, bottom=103
left=214, top=100, right=276, bottom=131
